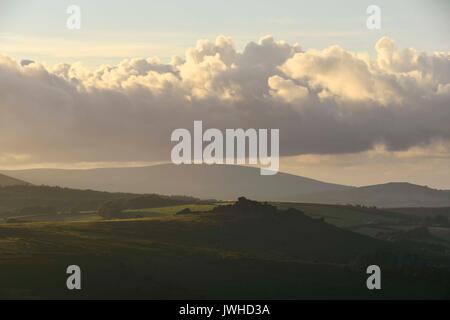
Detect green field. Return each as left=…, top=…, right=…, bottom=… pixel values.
left=125, top=204, right=218, bottom=216
left=2, top=204, right=222, bottom=223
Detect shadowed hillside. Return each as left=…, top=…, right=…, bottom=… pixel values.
left=1, top=197, right=449, bottom=299
left=182, top=197, right=390, bottom=263
left=0, top=185, right=204, bottom=216
left=0, top=173, right=28, bottom=187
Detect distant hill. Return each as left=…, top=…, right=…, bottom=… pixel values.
left=297, top=182, right=450, bottom=208
left=1, top=164, right=350, bottom=201
left=3, top=165, right=450, bottom=207
left=0, top=173, right=28, bottom=187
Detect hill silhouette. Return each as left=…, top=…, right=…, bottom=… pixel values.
left=0, top=173, right=28, bottom=187
left=299, top=182, right=450, bottom=207
left=2, top=164, right=349, bottom=200
left=175, top=197, right=390, bottom=263
left=3, top=165, right=450, bottom=207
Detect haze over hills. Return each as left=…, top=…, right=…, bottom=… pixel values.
left=3, top=164, right=450, bottom=207
left=1, top=164, right=349, bottom=201
left=297, top=182, right=450, bottom=208
left=0, top=173, right=28, bottom=187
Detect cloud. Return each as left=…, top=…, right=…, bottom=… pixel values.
left=0, top=35, right=449, bottom=167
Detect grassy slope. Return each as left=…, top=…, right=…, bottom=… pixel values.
left=1, top=210, right=449, bottom=299
left=0, top=185, right=205, bottom=217
left=125, top=204, right=217, bottom=216
left=0, top=185, right=136, bottom=214
left=0, top=173, right=28, bottom=187
left=276, top=202, right=450, bottom=249
left=275, top=202, right=404, bottom=228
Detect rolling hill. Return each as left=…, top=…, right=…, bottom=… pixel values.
left=3, top=165, right=450, bottom=207
left=3, top=197, right=448, bottom=299
left=298, top=183, right=450, bottom=208
left=0, top=173, right=28, bottom=187
left=1, top=164, right=350, bottom=201
left=0, top=184, right=204, bottom=216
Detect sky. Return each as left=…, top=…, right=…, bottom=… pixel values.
left=0, top=0, right=450, bottom=188
left=1, top=0, right=449, bottom=65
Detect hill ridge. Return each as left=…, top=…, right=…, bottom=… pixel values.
left=3, top=164, right=450, bottom=207
left=0, top=173, right=29, bottom=187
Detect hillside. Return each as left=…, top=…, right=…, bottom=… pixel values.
left=0, top=173, right=28, bottom=187
left=4, top=166, right=450, bottom=207
left=297, top=183, right=450, bottom=208
left=2, top=197, right=448, bottom=299
left=1, top=164, right=350, bottom=200
left=0, top=185, right=203, bottom=216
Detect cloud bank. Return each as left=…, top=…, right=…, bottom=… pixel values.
left=0, top=35, right=449, bottom=166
